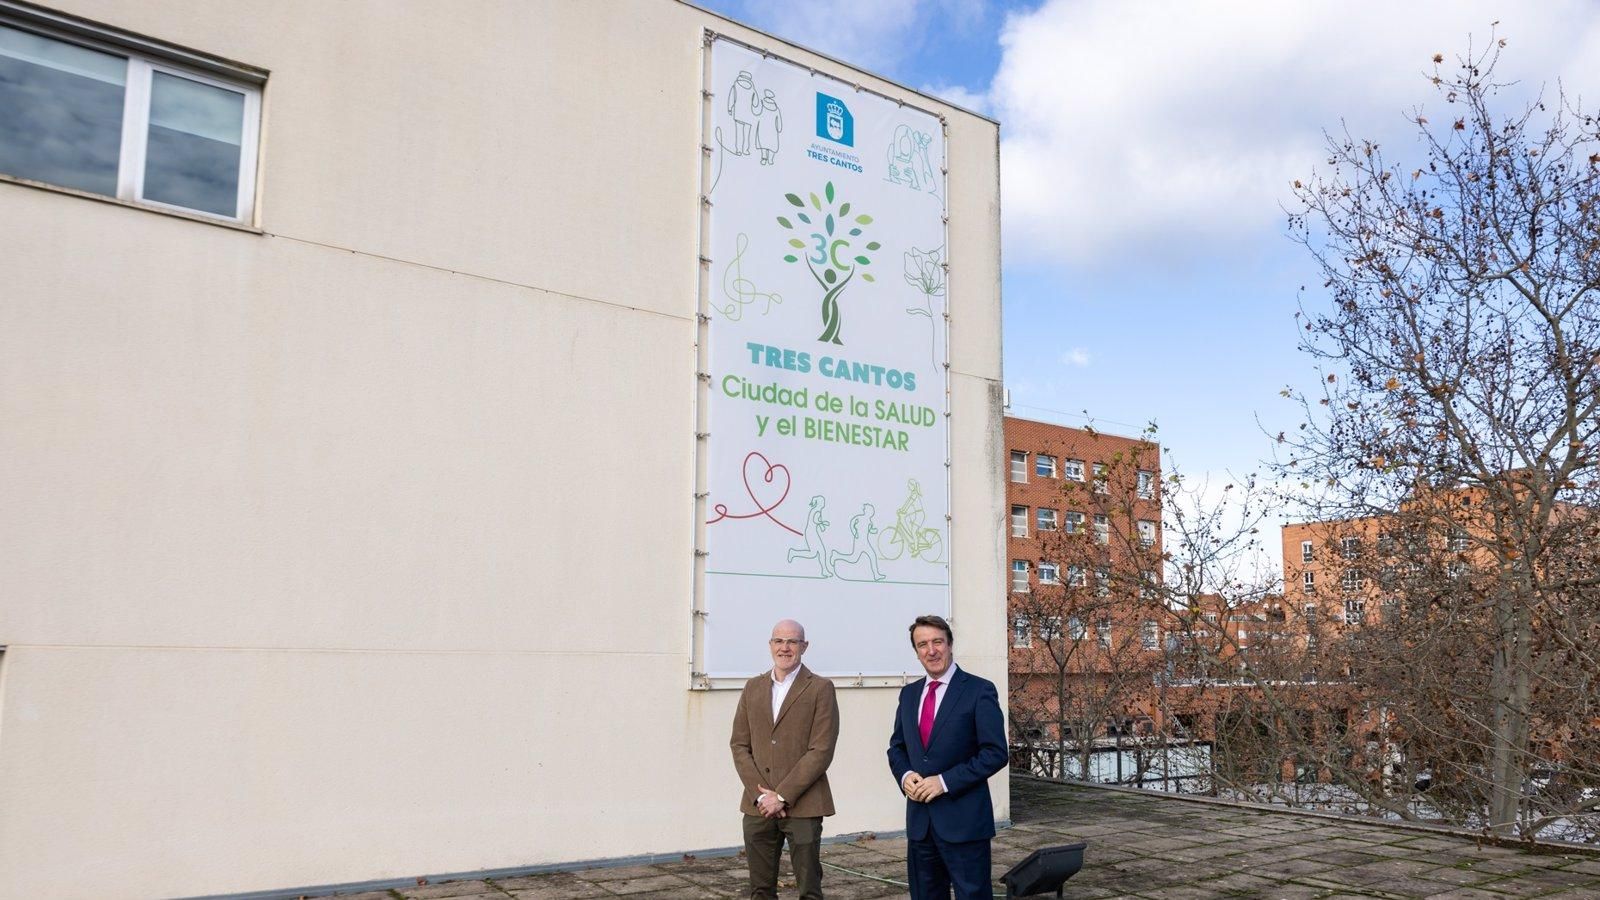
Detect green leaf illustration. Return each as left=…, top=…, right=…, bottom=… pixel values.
left=810, top=192, right=823, bottom=211
left=839, top=202, right=851, bottom=218
left=855, top=214, right=874, bottom=225
left=825, top=182, right=835, bottom=204
left=862, top=273, right=876, bottom=283
left=866, top=241, right=881, bottom=251
left=854, top=256, right=871, bottom=265
left=848, top=228, right=861, bottom=236
left=788, top=238, right=806, bottom=248
left=825, top=214, right=835, bottom=236
left=777, top=216, right=793, bottom=229
left=784, top=254, right=798, bottom=263
left=798, top=213, right=812, bottom=224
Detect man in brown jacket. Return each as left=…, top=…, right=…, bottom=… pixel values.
left=730, top=619, right=840, bottom=899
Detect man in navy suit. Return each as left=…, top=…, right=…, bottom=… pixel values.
left=887, top=614, right=1008, bottom=899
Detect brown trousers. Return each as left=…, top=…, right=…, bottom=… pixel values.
left=742, top=813, right=824, bottom=899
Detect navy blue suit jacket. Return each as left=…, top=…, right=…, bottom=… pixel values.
left=887, top=666, right=1008, bottom=843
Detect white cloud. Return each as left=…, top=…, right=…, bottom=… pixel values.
left=1063, top=347, right=1091, bottom=367
left=745, top=0, right=925, bottom=73
left=921, top=82, right=990, bottom=114
left=990, top=0, right=1600, bottom=266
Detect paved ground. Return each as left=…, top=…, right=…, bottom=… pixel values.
left=313, top=776, right=1600, bottom=899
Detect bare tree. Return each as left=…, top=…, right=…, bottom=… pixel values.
left=1282, top=36, right=1600, bottom=838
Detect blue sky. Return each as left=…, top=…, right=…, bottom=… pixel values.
left=693, top=0, right=1600, bottom=510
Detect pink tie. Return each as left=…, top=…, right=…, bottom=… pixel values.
left=919, top=680, right=941, bottom=747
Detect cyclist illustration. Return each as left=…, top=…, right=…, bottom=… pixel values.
left=878, top=478, right=944, bottom=563
left=829, top=502, right=886, bottom=581
left=786, top=495, right=832, bottom=577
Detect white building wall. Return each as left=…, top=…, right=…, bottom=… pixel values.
left=0, top=2, right=1006, bottom=897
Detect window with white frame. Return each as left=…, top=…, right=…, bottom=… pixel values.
left=1137, top=519, right=1156, bottom=548
left=1096, top=618, right=1112, bottom=648
left=1341, top=568, right=1364, bottom=592
left=1093, top=513, right=1109, bottom=544
left=1344, top=597, right=1365, bottom=624
left=0, top=19, right=262, bottom=222
left=1064, top=511, right=1083, bottom=534
left=1011, top=615, right=1031, bottom=648
left=1092, top=462, right=1109, bottom=493
left=1037, top=561, right=1059, bottom=584
left=1300, top=540, right=1314, bottom=562
left=1067, top=564, right=1086, bottom=587
left=1035, top=454, right=1056, bottom=478
left=1141, top=620, right=1159, bottom=650
left=1095, top=567, right=1110, bottom=597
left=1448, top=526, right=1470, bottom=551
left=1302, top=570, right=1316, bottom=593
left=1039, top=616, right=1062, bottom=641
left=1141, top=569, right=1159, bottom=600
left=1009, top=450, right=1028, bottom=482
left=1137, top=469, right=1155, bottom=499
left=1036, top=507, right=1057, bottom=531
left=1064, top=458, right=1085, bottom=481
left=1303, top=603, right=1317, bottom=626
left=1067, top=616, right=1086, bottom=640
left=1010, top=505, right=1028, bottom=537
left=1011, top=559, right=1029, bottom=592
left=1340, top=536, right=1361, bottom=559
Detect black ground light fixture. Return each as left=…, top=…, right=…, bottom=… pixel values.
left=1000, top=842, right=1087, bottom=898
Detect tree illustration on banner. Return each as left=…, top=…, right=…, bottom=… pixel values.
left=777, top=181, right=879, bottom=344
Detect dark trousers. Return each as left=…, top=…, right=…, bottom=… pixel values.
left=907, top=831, right=991, bottom=900
left=742, top=813, right=824, bottom=899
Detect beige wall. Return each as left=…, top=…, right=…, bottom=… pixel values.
left=0, top=1, right=1006, bottom=896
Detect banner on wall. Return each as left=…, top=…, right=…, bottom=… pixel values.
left=702, top=37, right=951, bottom=678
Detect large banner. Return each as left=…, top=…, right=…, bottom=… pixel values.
left=702, top=38, right=950, bottom=677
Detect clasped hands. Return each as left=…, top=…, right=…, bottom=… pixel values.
left=756, top=785, right=787, bottom=818
left=901, top=772, right=947, bottom=803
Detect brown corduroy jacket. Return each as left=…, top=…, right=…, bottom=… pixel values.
left=730, top=664, right=839, bottom=817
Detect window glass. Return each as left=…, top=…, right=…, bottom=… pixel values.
left=144, top=71, right=244, bottom=216
left=0, top=24, right=125, bottom=195
left=1035, top=454, right=1056, bottom=477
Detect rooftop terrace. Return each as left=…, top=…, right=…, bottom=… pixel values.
left=311, top=776, right=1600, bottom=899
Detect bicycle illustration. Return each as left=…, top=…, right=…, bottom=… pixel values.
left=877, top=478, right=945, bottom=563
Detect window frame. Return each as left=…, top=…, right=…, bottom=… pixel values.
left=1010, top=504, right=1028, bottom=538
left=1136, top=469, right=1155, bottom=499
left=1037, top=561, right=1059, bottom=585
left=1036, top=507, right=1058, bottom=532
left=1303, top=570, right=1316, bottom=593
left=1063, top=458, right=1085, bottom=481
left=1137, top=519, right=1156, bottom=548
left=0, top=9, right=265, bottom=225
left=1009, top=450, right=1028, bottom=483
left=1010, top=559, right=1029, bottom=593
left=1034, top=454, right=1056, bottom=478
left=1011, top=615, right=1032, bottom=648
left=1300, top=540, right=1314, bottom=563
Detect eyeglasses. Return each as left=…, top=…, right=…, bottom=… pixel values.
left=769, top=638, right=805, bottom=647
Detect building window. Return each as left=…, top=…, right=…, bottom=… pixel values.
left=1037, top=508, right=1057, bottom=531
left=1448, top=527, right=1470, bottom=551
left=1064, top=511, right=1084, bottom=534
left=1096, top=618, right=1112, bottom=648
left=1341, top=568, right=1364, bottom=592
left=1302, top=571, right=1316, bottom=593
left=1067, top=564, right=1086, bottom=587
left=1064, top=458, right=1085, bottom=481
left=0, top=20, right=262, bottom=222
left=1035, top=454, right=1056, bottom=478
left=1137, top=470, right=1155, bottom=499
left=1303, top=603, right=1317, bottom=626
left=1038, top=562, right=1059, bottom=584
left=1092, top=462, right=1109, bottom=493
left=1141, top=570, right=1159, bottom=600
left=1010, top=505, right=1028, bottom=537
left=1137, top=519, right=1156, bottom=548
left=1011, top=559, right=1029, bottom=592
left=1095, top=567, right=1110, bottom=597
left=1343, top=597, right=1365, bottom=624
left=1093, top=514, right=1109, bottom=544
left=1039, top=616, right=1062, bottom=641
left=1011, top=615, right=1031, bottom=647
left=1340, top=537, right=1361, bottom=559
left=1141, top=620, right=1160, bottom=650
left=1300, top=540, right=1314, bottom=562
left=1009, top=450, right=1028, bottom=482
left=1067, top=616, right=1086, bottom=640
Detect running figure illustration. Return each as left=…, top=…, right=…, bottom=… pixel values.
left=829, top=502, right=885, bottom=581
left=786, top=495, right=832, bottom=576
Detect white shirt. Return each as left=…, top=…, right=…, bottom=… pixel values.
left=771, top=666, right=799, bottom=722
left=901, top=663, right=959, bottom=794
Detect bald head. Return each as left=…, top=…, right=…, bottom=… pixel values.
left=768, top=619, right=809, bottom=677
